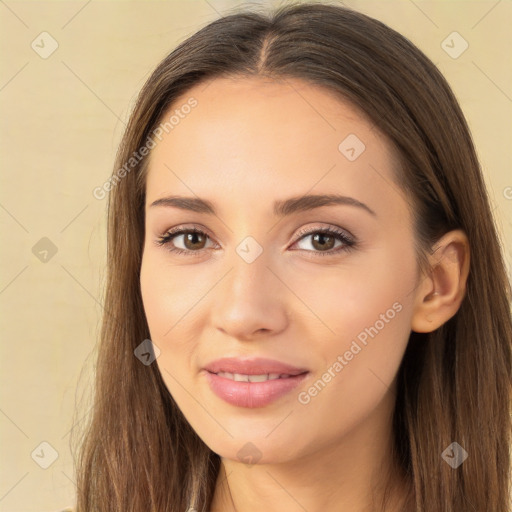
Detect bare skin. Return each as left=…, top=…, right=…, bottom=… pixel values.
left=139, top=76, right=469, bottom=512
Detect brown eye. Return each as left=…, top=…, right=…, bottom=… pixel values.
left=310, top=233, right=336, bottom=251
left=156, top=227, right=215, bottom=255
left=182, top=231, right=208, bottom=250
left=291, top=227, right=356, bottom=257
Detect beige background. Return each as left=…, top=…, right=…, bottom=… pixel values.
left=0, top=0, right=510, bottom=510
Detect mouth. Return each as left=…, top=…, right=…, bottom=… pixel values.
left=202, top=357, right=310, bottom=408
left=213, top=371, right=303, bottom=382
left=203, top=356, right=309, bottom=376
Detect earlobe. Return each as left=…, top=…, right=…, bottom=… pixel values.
left=411, top=229, right=470, bottom=333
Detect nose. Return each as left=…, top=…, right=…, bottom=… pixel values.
left=210, top=252, right=289, bottom=341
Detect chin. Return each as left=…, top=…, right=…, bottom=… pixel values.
left=200, top=431, right=307, bottom=466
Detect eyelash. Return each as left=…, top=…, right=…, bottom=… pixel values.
left=155, top=225, right=356, bottom=258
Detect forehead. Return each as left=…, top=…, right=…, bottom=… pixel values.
left=145, top=76, right=401, bottom=215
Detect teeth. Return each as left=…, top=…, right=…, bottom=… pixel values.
left=216, top=372, right=290, bottom=382
left=248, top=374, right=270, bottom=382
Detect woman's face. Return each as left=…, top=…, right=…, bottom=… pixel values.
left=140, top=77, right=421, bottom=465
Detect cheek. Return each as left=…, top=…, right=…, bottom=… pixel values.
left=293, top=302, right=411, bottom=456
left=289, top=249, right=416, bottom=434
left=285, top=245, right=416, bottom=397
left=140, top=250, right=202, bottom=340
left=286, top=243, right=416, bottom=350
left=140, top=251, right=206, bottom=399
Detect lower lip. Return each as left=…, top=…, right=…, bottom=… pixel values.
left=204, top=371, right=309, bottom=408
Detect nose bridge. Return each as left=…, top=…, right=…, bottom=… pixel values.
left=222, top=217, right=275, bottom=293
left=210, top=240, right=288, bottom=338
left=225, top=243, right=276, bottom=302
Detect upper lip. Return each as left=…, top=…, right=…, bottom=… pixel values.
left=203, top=357, right=309, bottom=376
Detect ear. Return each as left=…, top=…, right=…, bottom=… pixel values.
left=411, top=229, right=470, bottom=333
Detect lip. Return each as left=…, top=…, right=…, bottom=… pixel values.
left=203, top=357, right=308, bottom=376
left=202, top=357, right=309, bottom=408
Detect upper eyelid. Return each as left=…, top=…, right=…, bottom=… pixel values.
left=294, top=224, right=354, bottom=240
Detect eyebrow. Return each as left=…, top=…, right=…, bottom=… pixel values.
left=149, top=193, right=376, bottom=217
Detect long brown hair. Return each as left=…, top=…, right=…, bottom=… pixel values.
left=72, top=2, right=512, bottom=510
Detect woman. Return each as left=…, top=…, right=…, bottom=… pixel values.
left=71, top=2, right=512, bottom=511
